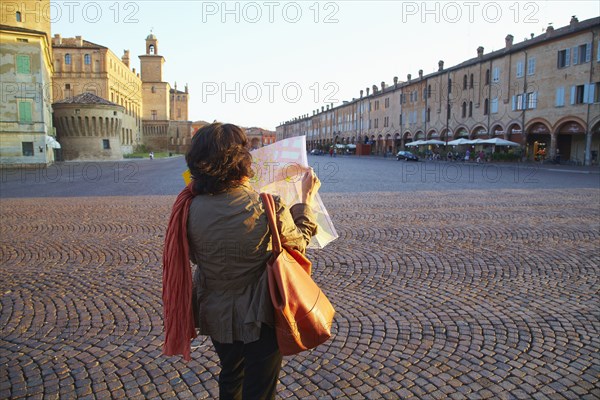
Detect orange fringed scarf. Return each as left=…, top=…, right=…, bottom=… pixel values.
left=162, top=182, right=197, bottom=361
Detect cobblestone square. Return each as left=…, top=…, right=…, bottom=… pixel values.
left=1, top=158, right=599, bottom=399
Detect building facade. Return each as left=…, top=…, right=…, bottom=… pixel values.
left=277, top=16, right=600, bottom=166
left=51, top=35, right=142, bottom=155
left=245, top=127, right=276, bottom=149
left=0, top=0, right=56, bottom=166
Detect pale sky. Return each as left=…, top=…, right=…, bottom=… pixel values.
left=51, top=1, right=600, bottom=130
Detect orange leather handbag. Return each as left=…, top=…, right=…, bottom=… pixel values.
left=260, top=193, right=335, bottom=356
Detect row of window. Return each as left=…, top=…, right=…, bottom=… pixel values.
left=516, top=58, right=536, bottom=78
left=557, top=42, right=595, bottom=68
left=64, top=54, right=92, bottom=65
left=308, top=83, right=600, bottom=134
left=557, top=83, right=600, bottom=106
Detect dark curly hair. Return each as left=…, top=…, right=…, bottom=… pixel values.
left=186, top=123, right=255, bottom=195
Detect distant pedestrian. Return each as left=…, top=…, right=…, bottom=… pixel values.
left=465, top=149, right=470, bottom=162
left=149, top=152, right=154, bottom=160
left=476, top=150, right=485, bottom=163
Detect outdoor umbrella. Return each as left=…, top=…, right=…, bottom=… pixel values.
left=467, top=139, right=486, bottom=144
left=45, top=135, right=61, bottom=149
left=425, top=139, right=446, bottom=145
left=405, top=140, right=426, bottom=146
left=446, top=138, right=471, bottom=145
left=481, top=138, right=521, bottom=146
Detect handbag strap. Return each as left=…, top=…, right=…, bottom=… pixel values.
left=260, top=193, right=282, bottom=255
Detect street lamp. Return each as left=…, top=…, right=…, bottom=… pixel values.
left=445, top=74, right=450, bottom=147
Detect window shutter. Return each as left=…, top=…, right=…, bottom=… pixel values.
left=422, top=109, right=426, bottom=123
left=555, top=87, right=565, bottom=107
left=517, top=61, right=523, bottom=77
left=585, top=42, right=592, bottom=63
left=597, top=42, right=600, bottom=62
left=19, top=102, right=32, bottom=122
left=527, top=58, right=536, bottom=75
left=565, top=48, right=570, bottom=66
left=491, top=98, right=498, bottom=113
left=531, top=92, right=538, bottom=109
left=587, top=83, right=595, bottom=104
left=573, top=46, right=579, bottom=65
left=570, top=86, right=576, bottom=105
left=512, top=95, right=517, bottom=111
left=16, top=55, right=30, bottom=74
left=583, top=84, right=590, bottom=104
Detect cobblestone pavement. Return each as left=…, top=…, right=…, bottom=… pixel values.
left=1, top=189, right=599, bottom=399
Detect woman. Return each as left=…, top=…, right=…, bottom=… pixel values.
left=164, top=122, right=320, bottom=399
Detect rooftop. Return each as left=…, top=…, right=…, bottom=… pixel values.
left=54, top=92, right=120, bottom=106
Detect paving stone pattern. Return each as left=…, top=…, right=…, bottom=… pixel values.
left=1, top=189, right=599, bottom=399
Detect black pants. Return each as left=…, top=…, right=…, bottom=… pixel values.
left=211, top=325, right=282, bottom=400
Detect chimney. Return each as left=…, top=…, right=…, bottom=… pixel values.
left=360, top=89, right=364, bottom=98
left=326, top=105, right=329, bottom=111
left=438, top=60, right=444, bottom=71
left=530, top=33, right=534, bottom=39
left=372, top=84, right=378, bottom=94
left=75, top=35, right=83, bottom=46
left=321, top=106, right=324, bottom=112
left=407, top=74, right=412, bottom=82
left=505, top=34, right=513, bottom=49
left=366, top=87, right=370, bottom=96
left=132, top=68, right=136, bottom=74
left=121, top=50, right=130, bottom=67
left=546, top=24, right=554, bottom=36
left=570, top=15, right=578, bottom=27
left=381, top=81, right=385, bottom=91
left=53, top=34, right=62, bottom=45
left=185, top=83, right=189, bottom=94
left=418, top=69, right=423, bottom=79
left=393, top=76, right=398, bottom=87
left=477, top=46, right=484, bottom=58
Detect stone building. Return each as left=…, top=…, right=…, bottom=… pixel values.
left=0, top=0, right=56, bottom=166
left=170, top=83, right=189, bottom=121
left=139, top=34, right=193, bottom=154
left=53, top=93, right=125, bottom=160
left=277, top=16, right=600, bottom=166
left=51, top=35, right=142, bottom=156
left=245, top=127, right=276, bottom=149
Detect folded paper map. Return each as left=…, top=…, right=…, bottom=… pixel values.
left=183, top=136, right=338, bottom=248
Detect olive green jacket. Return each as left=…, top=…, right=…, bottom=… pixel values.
left=187, top=182, right=318, bottom=344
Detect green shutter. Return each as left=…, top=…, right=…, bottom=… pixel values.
left=19, top=102, right=32, bottom=122
left=16, top=55, right=31, bottom=74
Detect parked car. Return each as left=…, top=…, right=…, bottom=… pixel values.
left=396, top=150, right=419, bottom=161
left=310, top=149, right=324, bottom=155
